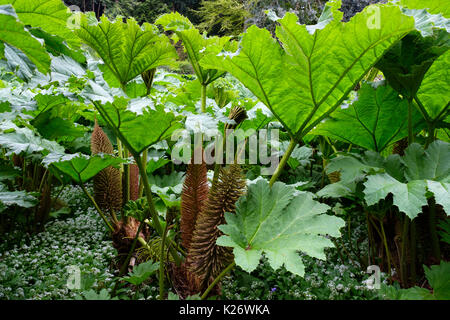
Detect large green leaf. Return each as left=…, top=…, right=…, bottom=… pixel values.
left=76, top=14, right=177, bottom=88
left=94, top=97, right=184, bottom=155
left=424, top=260, right=450, bottom=299
left=0, top=4, right=50, bottom=73
left=200, top=1, right=416, bottom=138
left=376, top=31, right=449, bottom=100
left=399, top=0, right=450, bottom=18
left=363, top=141, right=450, bottom=218
left=403, top=140, right=450, bottom=181
left=217, top=179, right=345, bottom=276
left=0, top=0, right=79, bottom=47
left=364, top=173, right=428, bottom=219
left=156, top=12, right=236, bottom=86
left=0, top=183, right=38, bottom=212
left=416, top=50, right=450, bottom=121
left=0, top=120, right=64, bottom=156
left=50, top=153, right=125, bottom=184
left=312, top=83, right=424, bottom=151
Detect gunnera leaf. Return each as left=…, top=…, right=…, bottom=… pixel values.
left=217, top=179, right=345, bottom=277
left=187, top=164, right=246, bottom=287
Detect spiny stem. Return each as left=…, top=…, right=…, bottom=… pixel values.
left=201, top=261, right=235, bottom=300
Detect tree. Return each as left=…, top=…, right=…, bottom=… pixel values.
left=101, top=0, right=170, bottom=24
left=194, top=0, right=251, bottom=36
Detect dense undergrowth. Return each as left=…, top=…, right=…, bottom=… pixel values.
left=0, top=183, right=385, bottom=300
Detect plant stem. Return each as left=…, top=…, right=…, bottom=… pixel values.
left=201, top=84, right=207, bottom=113
left=159, top=220, right=169, bottom=300
left=117, top=138, right=124, bottom=173
left=407, top=98, right=414, bottom=145
left=428, top=198, right=441, bottom=260
left=379, top=219, right=392, bottom=276
left=400, top=216, right=410, bottom=286
left=135, top=155, right=182, bottom=266
left=80, top=183, right=114, bottom=232
left=410, top=220, right=417, bottom=284
left=118, top=221, right=145, bottom=276
left=139, top=149, right=148, bottom=198
left=201, top=261, right=235, bottom=300
left=269, top=137, right=296, bottom=187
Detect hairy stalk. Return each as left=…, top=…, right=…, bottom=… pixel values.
left=79, top=182, right=114, bottom=233
left=400, top=216, right=410, bottom=286
left=135, top=155, right=182, bottom=266
left=139, top=149, right=148, bottom=198
left=379, top=220, right=392, bottom=276
left=269, top=137, right=296, bottom=187
left=159, top=221, right=169, bottom=300
left=410, top=220, right=417, bottom=284
left=117, top=138, right=124, bottom=173
left=428, top=198, right=441, bottom=260
left=407, top=98, right=414, bottom=145
left=201, top=84, right=207, bottom=113
left=118, top=220, right=145, bottom=276
left=201, top=262, right=235, bottom=300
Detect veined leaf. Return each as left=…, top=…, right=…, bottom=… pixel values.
left=376, top=31, right=449, bottom=100
left=0, top=183, right=38, bottom=212
left=0, top=120, right=64, bottom=156
left=156, top=12, right=236, bottom=86
left=403, top=141, right=450, bottom=182
left=312, top=83, right=425, bottom=151
left=201, top=1, right=416, bottom=138
left=122, top=260, right=159, bottom=286
left=0, top=0, right=79, bottom=47
left=0, top=4, right=50, bottom=74
left=399, top=0, right=450, bottom=18
left=416, top=50, right=450, bottom=122
left=50, top=153, right=125, bottom=184
left=76, top=14, right=177, bottom=88
left=363, top=141, right=450, bottom=218
left=364, top=173, right=428, bottom=219
left=93, top=98, right=184, bottom=155
left=217, top=179, right=345, bottom=276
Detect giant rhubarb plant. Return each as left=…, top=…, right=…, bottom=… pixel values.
left=200, top=0, right=423, bottom=185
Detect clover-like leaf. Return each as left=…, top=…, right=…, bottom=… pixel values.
left=217, top=179, right=345, bottom=276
